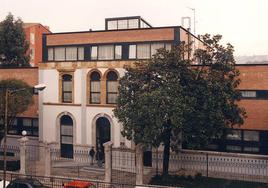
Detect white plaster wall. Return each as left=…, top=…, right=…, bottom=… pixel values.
left=74, top=69, right=82, bottom=104
left=42, top=105, right=82, bottom=144
left=41, top=69, right=59, bottom=103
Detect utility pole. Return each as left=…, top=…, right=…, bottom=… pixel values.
left=3, top=89, right=8, bottom=188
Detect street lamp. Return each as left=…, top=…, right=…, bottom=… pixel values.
left=3, top=84, right=46, bottom=188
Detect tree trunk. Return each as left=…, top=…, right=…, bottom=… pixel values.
left=162, top=121, right=171, bottom=176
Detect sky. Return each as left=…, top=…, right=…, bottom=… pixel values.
left=1, top=0, right=268, bottom=56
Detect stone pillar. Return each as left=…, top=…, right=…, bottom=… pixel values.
left=44, top=142, right=51, bottom=176
left=18, top=136, right=28, bottom=175
left=136, top=144, right=144, bottom=185
left=103, top=141, right=113, bottom=183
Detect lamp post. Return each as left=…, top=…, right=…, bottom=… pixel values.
left=2, top=84, right=46, bottom=188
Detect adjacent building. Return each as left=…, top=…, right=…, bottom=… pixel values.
left=23, top=23, right=51, bottom=67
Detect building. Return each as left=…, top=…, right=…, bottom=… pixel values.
left=23, top=23, right=51, bottom=67
left=39, top=16, right=203, bottom=158
left=39, top=16, right=268, bottom=159
left=0, top=67, right=39, bottom=145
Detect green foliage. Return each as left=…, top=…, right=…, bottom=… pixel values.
left=0, top=13, right=30, bottom=67
left=0, top=79, right=33, bottom=140
left=114, top=34, right=245, bottom=173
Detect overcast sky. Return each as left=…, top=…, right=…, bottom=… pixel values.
left=1, top=0, right=268, bottom=56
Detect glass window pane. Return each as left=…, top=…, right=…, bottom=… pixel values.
left=63, top=93, right=72, bottom=102
left=23, top=118, right=32, bottom=127
left=226, top=130, right=242, bottom=140
left=54, top=47, right=65, bottom=61
left=226, top=145, right=242, bottom=152
left=63, top=81, right=72, bottom=91
left=91, top=81, right=100, bottom=92
left=128, top=19, right=139, bottom=29
left=33, top=119, right=38, bottom=127
left=115, top=45, right=122, bottom=59
left=151, top=43, right=164, bottom=56
left=61, top=125, right=73, bottom=135
left=241, top=91, right=256, bottom=98
left=118, top=20, right=128, bottom=30
left=91, top=93, right=100, bottom=103
left=61, top=136, right=73, bottom=144
left=66, top=47, right=77, bottom=61
left=107, top=81, right=118, bottom=92
left=107, top=93, right=117, bottom=104
left=98, top=45, right=114, bottom=60
left=78, top=47, right=84, bottom=60
left=91, top=46, right=98, bottom=60
left=137, top=44, right=150, bottom=59
left=48, top=48, right=54, bottom=61
left=107, top=20, right=117, bottom=30
left=244, top=147, right=259, bottom=152
left=129, top=45, right=136, bottom=59
left=244, top=131, right=259, bottom=141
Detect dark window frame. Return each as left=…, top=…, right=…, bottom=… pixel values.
left=62, top=74, right=73, bottom=103
left=106, top=71, right=119, bottom=104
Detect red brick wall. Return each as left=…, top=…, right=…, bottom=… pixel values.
left=46, top=28, right=174, bottom=46
left=236, top=65, right=268, bottom=130
left=24, top=24, right=51, bottom=67
left=0, top=68, right=38, bottom=118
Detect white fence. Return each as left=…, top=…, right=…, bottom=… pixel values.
left=152, top=149, right=268, bottom=183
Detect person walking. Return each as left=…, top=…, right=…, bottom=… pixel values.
left=89, top=146, right=95, bottom=166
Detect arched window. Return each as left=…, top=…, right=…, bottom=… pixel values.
left=60, top=115, right=73, bottom=158
left=62, top=74, right=73, bottom=103
left=106, top=71, right=118, bottom=104
left=90, top=71, right=101, bottom=104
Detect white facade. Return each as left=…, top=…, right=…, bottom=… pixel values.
left=39, top=64, right=132, bottom=155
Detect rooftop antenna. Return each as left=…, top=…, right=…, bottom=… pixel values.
left=187, top=7, right=196, bottom=36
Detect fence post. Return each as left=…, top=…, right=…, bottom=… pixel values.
left=103, top=141, right=113, bottom=183
left=18, top=136, right=28, bottom=175
left=136, top=144, right=144, bottom=185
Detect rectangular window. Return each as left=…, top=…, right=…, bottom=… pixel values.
left=129, top=45, right=136, bottom=59
left=91, top=46, right=98, bottom=60
left=226, top=145, right=242, bottom=152
left=244, top=131, right=259, bottom=142
left=107, top=20, right=117, bottom=30
left=137, top=44, right=150, bottom=59
left=8, top=118, right=18, bottom=134
left=98, top=45, right=114, bottom=60
left=66, top=47, right=77, bottom=61
left=107, top=81, right=118, bottom=104
left=118, top=20, right=128, bottom=30
left=54, top=47, right=65, bottom=61
left=115, top=45, right=122, bottom=59
left=226, top=130, right=242, bottom=140
left=241, top=91, right=256, bottom=98
left=23, top=118, right=32, bottom=127
left=128, top=19, right=139, bottom=29
left=151, top=43, right=164, bottom=57
left=244, top=147, right=259, bottom=153
left=90, top=81, right=101, bottom=104
left=78, top=47, right=84, bottom=60
left=48, top=48, right=54, bottom=61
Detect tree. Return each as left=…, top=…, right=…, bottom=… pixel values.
left=0, top=13, right=30, bottom=67
left=114, top=34, right=245, bottom=175
left=0, top=79, right=33, bottom=142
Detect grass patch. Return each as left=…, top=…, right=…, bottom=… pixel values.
left=150, top=174, right=268, bottom=188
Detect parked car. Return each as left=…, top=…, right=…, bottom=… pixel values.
left=63, top=181, right=94, bottom=188
left=6, top=178, right=49, bottom=188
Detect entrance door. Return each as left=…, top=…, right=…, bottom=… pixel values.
left=60, top=115, right=74, bottom=158
left=96, top=117, right=111, bottom=161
